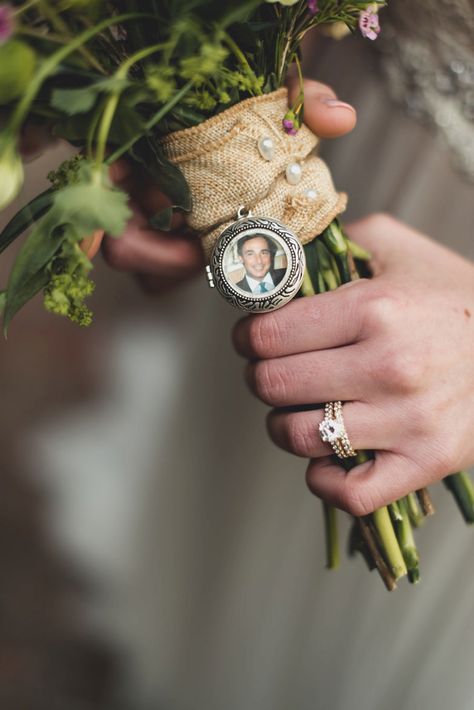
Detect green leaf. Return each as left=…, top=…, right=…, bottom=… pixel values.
left=53, top=92, right=145, bottom=145
left=4, top=162, right=132, bottom=330
left=3, top=212, right=59, bottom=333
left=3, top=269, right=49, bottom=335
left=129, top=135, right=191, bottom=212
left=149, top=206, right=173, bottom=231
left=51, top=86, right=99, bottom=116
left=53, top=178, right=131, bottom=237
left=0, top=290, right=5, bottom=315
left=0, top=188, right=54, bottom=255
left=51, top=78, right=132, bottom=116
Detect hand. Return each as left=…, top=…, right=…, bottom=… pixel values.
left=100, top=159, right=205, bottom=295
left=233, top=214, right=474, bottom=516
left=101, top=77, right=356, bottom=294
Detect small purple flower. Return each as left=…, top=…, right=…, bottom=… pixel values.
left=359, top=4, right=381, bottom=41
left=0, top=4, right=14, bottom=45
left=307, top=0, right=318, bottom=15
left=282, top=109, right=300, bottom=136
left=282, top=118, right=297, bottom=136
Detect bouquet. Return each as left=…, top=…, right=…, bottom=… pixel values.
left=1, top=0, right=473, bottom=590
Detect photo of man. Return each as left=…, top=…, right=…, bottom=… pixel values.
left=235, top=234, right=287, bottom=294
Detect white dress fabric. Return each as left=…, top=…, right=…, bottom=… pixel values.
left=30, top=4, right=474, bottom=709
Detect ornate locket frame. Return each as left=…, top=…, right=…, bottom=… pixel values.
left=206, top=210, right=306, bottom=313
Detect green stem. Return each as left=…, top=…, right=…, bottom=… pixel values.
left=223, top=33, right=262, bottom=96
left=396, top=498, right=421, bottom=584
left=406, top=491, right=425, bottom=527
left=356, top=517, right=397, bottom=591
left=372, top=506, right=407, bottom=580
left=94, top=42, right=165, bottom=166
left=16, top=27, right=69, bottom=44
left=444, top=471, right=474, bottom=524
left=38, top=0, right=106, bottom=74
left=388, top=501, right=403, bottom=522
left=322, top=502, right=339, bottom=569
left=346, top=238, right=371, bottom=261
left=13, top=0, right=41, bottom=15
left=417, top=488, right=435, bottom=516
left=7, top=12, right=157, bottom=135
left=105, top=81, right=194, bottom=165
left=299, top=268, right=315, bottom=297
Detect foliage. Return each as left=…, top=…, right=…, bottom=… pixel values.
left=0, top=0, right=384, bottom=330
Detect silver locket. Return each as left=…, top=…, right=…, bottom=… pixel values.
left=206, top=207, right=306, bottom=313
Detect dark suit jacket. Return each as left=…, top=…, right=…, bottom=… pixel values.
left=236, top=268, right=286, bottom=294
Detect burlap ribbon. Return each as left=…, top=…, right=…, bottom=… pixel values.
left=160, top=88, right=347, bottom=259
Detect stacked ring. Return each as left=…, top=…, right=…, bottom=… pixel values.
left=319, top=401, right=357, bottom=459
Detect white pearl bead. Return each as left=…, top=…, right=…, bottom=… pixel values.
left=257, top=136, right=275, bottom=161
left=285, top=161, right=302, bottom=185
left=304, top=188, right=318, bottom=200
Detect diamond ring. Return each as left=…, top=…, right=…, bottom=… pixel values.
left=319, top=401, right=357, bottom=459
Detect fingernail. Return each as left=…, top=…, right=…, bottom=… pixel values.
left=320, top=98, right=355, bottom=112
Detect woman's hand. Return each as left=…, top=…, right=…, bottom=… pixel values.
left=233, top=214, right=474, bottom=516
left=101, top=77, right=356, bottom=294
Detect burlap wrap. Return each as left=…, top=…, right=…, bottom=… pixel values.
left=160, top=88, right=347, bottom=259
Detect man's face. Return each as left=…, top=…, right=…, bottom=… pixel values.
left=239, top=236, right=272, bottom=281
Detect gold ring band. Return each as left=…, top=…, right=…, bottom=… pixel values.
left=319, top=401, right=357, bottom=459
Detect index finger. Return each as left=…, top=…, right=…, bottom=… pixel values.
left=109, top=158, right=186, bottom=230
left=232, top=279, right=368, bottom=360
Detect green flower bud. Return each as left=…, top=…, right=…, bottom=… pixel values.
left=0, top=39, right=36, bottom=105
left=0, top=134, right=23, bottom=210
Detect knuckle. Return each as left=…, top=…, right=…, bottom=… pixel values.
left=364, top=212, right=395, bottom=232
left=376, top=349, right=424, bottom=393
left=286, top=417, right=314, bottom=457
left=338, top=481, right=377, bottom=517
left=101, top=236, right=130, bottom=271
left=362, top=287, right=400, bottom=332
left=247, top=313, right=283, bottom=358
left=252, top=361, right=288, bottom=405
left=429, top=439, right=459, bottom=475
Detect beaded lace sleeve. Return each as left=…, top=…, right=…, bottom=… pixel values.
left=376, top=0, right=474, bottom=179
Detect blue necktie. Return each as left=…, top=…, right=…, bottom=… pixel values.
left=259, top=282, right=268, bottom=293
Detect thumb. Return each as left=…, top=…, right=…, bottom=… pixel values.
left=287, top=75, right=356, bottom=138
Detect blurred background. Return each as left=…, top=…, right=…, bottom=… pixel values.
left=0, top=20, right=473, bottom=710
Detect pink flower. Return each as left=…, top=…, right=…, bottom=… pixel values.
left=282, top=118, right=297, bottom=136
left=359, top=4, right=380, bottom=41
left=0, top=4, right=14, bottom=44
left=307, top=0, right=318, bottom=15
left=282, top=109, right=300, bottom=136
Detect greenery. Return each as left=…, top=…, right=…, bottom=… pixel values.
left=5, top=0, right=472, bottom=590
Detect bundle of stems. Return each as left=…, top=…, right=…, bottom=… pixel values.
left=301, top=220, right=474, bottom=589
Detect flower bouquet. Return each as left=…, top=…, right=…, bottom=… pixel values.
left=1, top=0, right=473, bottom=589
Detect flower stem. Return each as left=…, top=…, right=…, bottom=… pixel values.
left=38, top=0, right=106, bottom=74
left=223, top=32, right=263, bottom=96
left=396, top=497, right=421, bottom=584
left=13, top=0, right=41, bottom=15
left=356, top=517, right=397, bottom=591
left=372, top=506, right=407, bottom=580
left=322, top=502, right=339, bottom=569
left=105, top=81, right=194, bottom=165
left=94, top=42, right=166, bottom=166
left=444, top=471, right=474, bottom=524
left=417, top=488, right=435, bottom=516
left=389, top=501, right=403, bottom=522
left=7, top=12, right=157, bottom=135
left=405, top=491, right=425, bottom=527
left=300, top=268, right=316, bottom=296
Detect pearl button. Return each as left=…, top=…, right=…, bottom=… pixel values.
left=257, top=136, right=275, bottom=161
left=304, top=188, right=318, bottom=200
left=285, top=161, right=302, bottom=185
